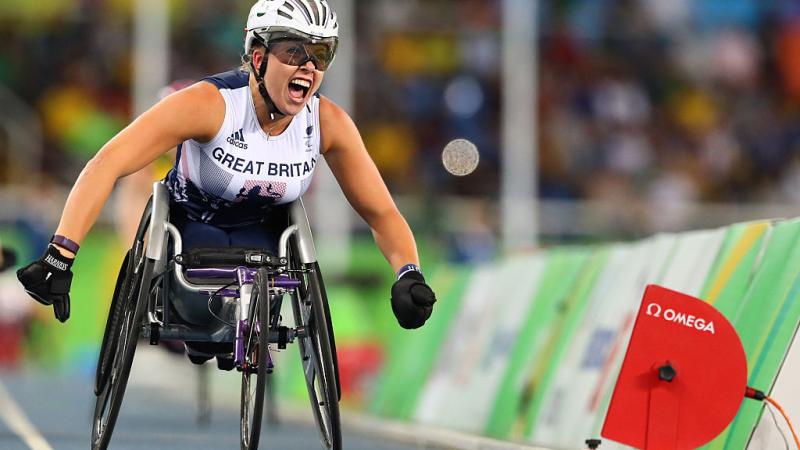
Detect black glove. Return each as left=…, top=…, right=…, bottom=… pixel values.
left=17, top=245, right=74, bottom=323
left=391, top=270, right=436, bottom=329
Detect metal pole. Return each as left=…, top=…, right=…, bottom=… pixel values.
left=133, top=0, right=169, bottom=116
left=501, top=0, right=538, bottom=252
left=313, top=0, right=354, bottom=273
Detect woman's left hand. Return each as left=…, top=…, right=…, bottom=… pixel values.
left=390, top=271, right=436, bottom=329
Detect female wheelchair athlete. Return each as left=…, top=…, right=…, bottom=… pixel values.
left=91, top=181, right=341, bottom=450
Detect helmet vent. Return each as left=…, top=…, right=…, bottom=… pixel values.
left=288, top=0, right=313, bottom=25
left=308, top=0, right=321, bottom=25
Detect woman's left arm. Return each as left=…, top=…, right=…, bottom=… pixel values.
left=319, top=96, right=435, bottom=329
left=319, top=97, right=418, bottom=272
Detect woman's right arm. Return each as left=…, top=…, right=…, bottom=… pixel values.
left=52, top=82, right=224, bottom=255
left=17, top=81, right=223, bottom=322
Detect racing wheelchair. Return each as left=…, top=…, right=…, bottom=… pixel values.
left=91, top=181, right=342, bottom=450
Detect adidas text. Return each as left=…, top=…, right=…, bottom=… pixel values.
left=227, top=128, right=248, bottom=149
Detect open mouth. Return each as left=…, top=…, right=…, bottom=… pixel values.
left=288, top=78, right=310, bottom=102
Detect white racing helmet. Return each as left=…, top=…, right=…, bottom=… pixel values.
left=244, top=0, right=338, bottom=119
left=244, top=0, right=339, bottom=55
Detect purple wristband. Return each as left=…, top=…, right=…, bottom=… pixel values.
left=51, top=235, right=80, bottom=255
left=397, top=263, right=422, bottom=280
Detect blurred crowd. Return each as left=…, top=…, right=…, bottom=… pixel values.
left=537, top=0, right=800, bottom=234
left=1, top=0, right=800, bottom=234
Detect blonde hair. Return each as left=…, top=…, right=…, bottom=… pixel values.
left=241, top=42, right=267, bottom=73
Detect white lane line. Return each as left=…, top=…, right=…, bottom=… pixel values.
left=0, top=379, right=54, bottom=450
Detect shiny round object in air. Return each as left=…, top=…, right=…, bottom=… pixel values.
left=442, top=138, right=479, bottom=176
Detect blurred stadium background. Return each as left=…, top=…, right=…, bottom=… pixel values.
left=1, top=0, right=800, bottom=449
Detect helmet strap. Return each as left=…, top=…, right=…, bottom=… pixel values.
left=250, top=56, right=285, bottom=121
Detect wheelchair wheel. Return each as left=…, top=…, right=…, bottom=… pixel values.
left=91, top=201, right=153, bottom=450
left=94, top=249, right=131, bottom=396
left=290, top=255, right=342, bottom=450
left=240, top=267, right=271, bottom=450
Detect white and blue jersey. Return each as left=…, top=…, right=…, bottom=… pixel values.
left=165, top=70, right=321, bottom=227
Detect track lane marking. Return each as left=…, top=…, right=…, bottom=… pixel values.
left=0, top=380, right=54, bottom=450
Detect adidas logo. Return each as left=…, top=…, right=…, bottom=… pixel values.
left=226, top=128, right=248, bottom=149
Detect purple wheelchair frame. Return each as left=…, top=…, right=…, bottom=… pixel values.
left=152, top=205, right=310, bottom=373
left=144, top=182, right=321, bottom=376
left=186, top=266, right=301, bottom=368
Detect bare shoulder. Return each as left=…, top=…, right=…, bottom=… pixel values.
left=192, top=80, right=227, bottom=103
left=318, top=95, right=358, bottom=153
left=319, top=95, right=350, bottom=122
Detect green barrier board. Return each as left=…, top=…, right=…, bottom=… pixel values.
left=700, top=221, right=772, bottom=317
left=412, top=255, right=546, bottom=432
left=412, top=265, right=500, bottom=425
left=484, top=248, right=593, bottom=439
left=658, top=227, right=728, bottom=297
left=530, top=244, right=639, bottom=446
left=367, top=264, right=472, bottom=420
left=517, top=247, right=609, bottom=440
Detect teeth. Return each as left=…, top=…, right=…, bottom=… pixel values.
left=290, top=79, right=311, bottom=88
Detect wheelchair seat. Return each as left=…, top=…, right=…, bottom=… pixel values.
left=174, top=246, right=283, bottom=269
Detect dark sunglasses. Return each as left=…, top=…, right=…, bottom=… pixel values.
left=267, top=39, right=337, bottom=71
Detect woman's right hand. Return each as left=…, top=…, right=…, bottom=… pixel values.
left=16, top=245, right=74, bottom=323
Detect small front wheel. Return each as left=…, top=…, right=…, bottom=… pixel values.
left=240, top=267, right=271, bottom=450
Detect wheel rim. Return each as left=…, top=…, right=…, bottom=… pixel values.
left=91, top=253, right=146, bottom=449
left=301, top=315, right=335, bottom=448
left=293, top=267, right=339, bottom=449
left=93, top=284, right=135, bottom=439
left=95, top=251, right=131, bottom=396
left=241, top=313, right=259, bottom=447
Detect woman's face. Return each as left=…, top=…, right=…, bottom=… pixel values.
left=254, top=48, right=324, bottom=117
